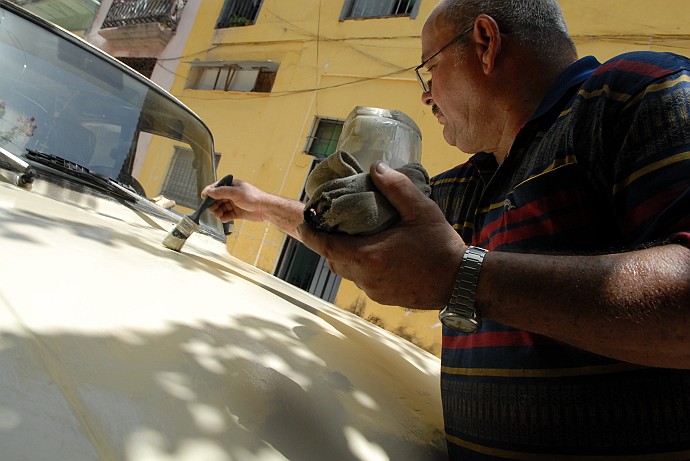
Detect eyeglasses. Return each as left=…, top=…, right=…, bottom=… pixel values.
left=415, top=25, right=474, bottom=93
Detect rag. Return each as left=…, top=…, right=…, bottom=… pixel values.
left=303, top=151, right=430, bottom=235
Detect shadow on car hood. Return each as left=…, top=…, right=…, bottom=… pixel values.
left=0, top=179, right=446, bottom=460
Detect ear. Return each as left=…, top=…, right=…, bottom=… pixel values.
left=472, top=14, right=502, bottom=75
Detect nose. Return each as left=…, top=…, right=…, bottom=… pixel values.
left=421, top=80, right=433, bottom=106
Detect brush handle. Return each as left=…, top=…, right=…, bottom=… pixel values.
left=189, top=173, right=234, bottom=223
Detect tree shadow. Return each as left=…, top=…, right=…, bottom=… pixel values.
left=0, top=181, right=447, bottom=460
left=0, top=313, right=447, bottom=460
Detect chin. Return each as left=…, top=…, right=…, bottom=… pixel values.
left=442, top=127, right=456, bottom=147
left=444, top=128, right=478, bottom=154
left=443, top=128, right=465, bottom=149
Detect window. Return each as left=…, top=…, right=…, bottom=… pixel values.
left=188, top=61, right=278, bottom=93
left=275, top=159, right=342, bottom=303
left=117, top=57, right=157, bottom=78
left=276, top=235, right=342, bottom=302
left=305, top=118, right=344, bottom=159
left=159, top=146, right=198, bottom=209
left=159, top=146, right=221, bottom=209
left=217, top=0, right=263, bottom=28
left=340, top=0, right=419, bottom=20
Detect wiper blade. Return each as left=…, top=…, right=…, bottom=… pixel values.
left=25, top=149, right=137, bottom=202
left=0, top=146, right=36, bottom=186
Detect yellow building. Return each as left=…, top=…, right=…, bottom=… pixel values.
left=165, top=0, right=690, bottom=356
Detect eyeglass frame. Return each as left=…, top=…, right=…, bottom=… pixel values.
left=414, top=25, right=474, bottom=93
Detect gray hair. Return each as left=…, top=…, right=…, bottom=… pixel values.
left=439, top=0, right=576, bottom=60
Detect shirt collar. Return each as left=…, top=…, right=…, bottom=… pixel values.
left=529, top=55, right=601, bottom=122
left=469, top=56, right=601, bottom=167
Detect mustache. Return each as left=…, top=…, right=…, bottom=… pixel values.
left=432, top=104, right=443, bottom=117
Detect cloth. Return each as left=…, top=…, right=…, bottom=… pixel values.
left=432, top=52, right=690, bottom=460
left=303, top=151, right=430, bottom=235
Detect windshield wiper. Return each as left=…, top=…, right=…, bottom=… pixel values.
left=25, top=149, right=137, bottom=202
left=0, top=146, right=37, bottom=187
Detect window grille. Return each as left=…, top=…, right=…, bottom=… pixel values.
left=340, top=0, right=418, bottom=20
left=306, top=118, right=344, bottom=159
left=160, top=146, right=198, bottom=209
left=217, top=0, right=263, bottom=28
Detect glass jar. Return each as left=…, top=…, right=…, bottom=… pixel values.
left=335, top=106, right=422, bottom=170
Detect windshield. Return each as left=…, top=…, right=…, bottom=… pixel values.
left=0, top=4, right=219, bottom=228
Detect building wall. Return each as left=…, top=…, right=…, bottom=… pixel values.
left=562, top=0, right=690, bottom=61
left=85, top=0, right=202, bottom=92
left=169, top=0, right=690, bottom=356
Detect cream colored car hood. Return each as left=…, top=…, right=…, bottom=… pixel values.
left=0, top=178, right=445, bottom=461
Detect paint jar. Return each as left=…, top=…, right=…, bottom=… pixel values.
left=336, top=106, right=422, bottom=170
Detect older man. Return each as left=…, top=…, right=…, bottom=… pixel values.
left=205, top=0, right=690, bottom=458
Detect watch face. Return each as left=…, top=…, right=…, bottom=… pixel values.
left=439, top=308, right=479, bottom=333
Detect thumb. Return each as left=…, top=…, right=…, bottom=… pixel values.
left=203, top=183, right=231, bottom=200
left=369, top=161, right=431, bottom=221
left=202, top=184, right=220, bottom=199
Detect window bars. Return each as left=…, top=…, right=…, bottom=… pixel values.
left=216, top=0, right=263, bottom=28
left=306, top=119, right=344, bottom=159
left=342, top=0, right=416, bottom=19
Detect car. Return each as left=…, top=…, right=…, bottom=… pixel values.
left=0, top=2, right=446, bottom=459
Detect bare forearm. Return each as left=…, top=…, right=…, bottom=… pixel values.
left=478, top=244, right=690, bottom=368
left=261, top=195, right=305, bottom=240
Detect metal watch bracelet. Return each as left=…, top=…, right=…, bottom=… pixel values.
left=438, top=246, right=489, bottom=333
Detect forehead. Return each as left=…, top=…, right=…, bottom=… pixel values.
left=421, top=11, right=453, bottom=59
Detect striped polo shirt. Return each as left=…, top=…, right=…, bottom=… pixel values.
left=431, top=53, right=690, bottom=460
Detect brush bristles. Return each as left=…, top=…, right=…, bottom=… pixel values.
left=162, top=216, right=197, bottom=251
left=162, top=230, right=186, bottom=251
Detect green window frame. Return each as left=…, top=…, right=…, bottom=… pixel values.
left=305, top=118, right=343, bottom=159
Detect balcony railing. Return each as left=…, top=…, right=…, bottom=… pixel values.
left=102, top=0, right=185, bottom=32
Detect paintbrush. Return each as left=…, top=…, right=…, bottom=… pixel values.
left=162, top=173, right=234, bottom=251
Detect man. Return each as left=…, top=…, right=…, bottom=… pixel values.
left=204, top=0, right=690, bottom=458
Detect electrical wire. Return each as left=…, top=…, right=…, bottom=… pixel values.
left=315, top=0, right=321, bottom=113
left=145, top=3, right=423, bottom=100
left=148, top=6, right=690, bottom=101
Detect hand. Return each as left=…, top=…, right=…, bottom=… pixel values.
left=202, top=178, right=266, bottom=223
left=298, top=161, right=467, bottom=309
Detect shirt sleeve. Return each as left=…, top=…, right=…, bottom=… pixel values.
left=671, top=232, right=690, bottom=248
left=601, top=66, right=690, bottom=246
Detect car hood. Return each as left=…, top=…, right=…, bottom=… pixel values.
left=0, top=177, right=446, bottom=460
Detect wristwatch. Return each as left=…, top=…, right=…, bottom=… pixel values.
left=439, top=246, right=489, bottom=333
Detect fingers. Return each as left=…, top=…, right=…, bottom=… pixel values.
left=369, top=161, right=436, bottom=222
left=203, top=181, right=239, bottom=222
left=201, top=184, right=212, bottom=199
left=203, top=179, right=239, bottom=211
left=205, top=200, right=230, bottom=222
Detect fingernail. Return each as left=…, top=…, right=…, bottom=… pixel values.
left=375, top=161, right=390, bottom=174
